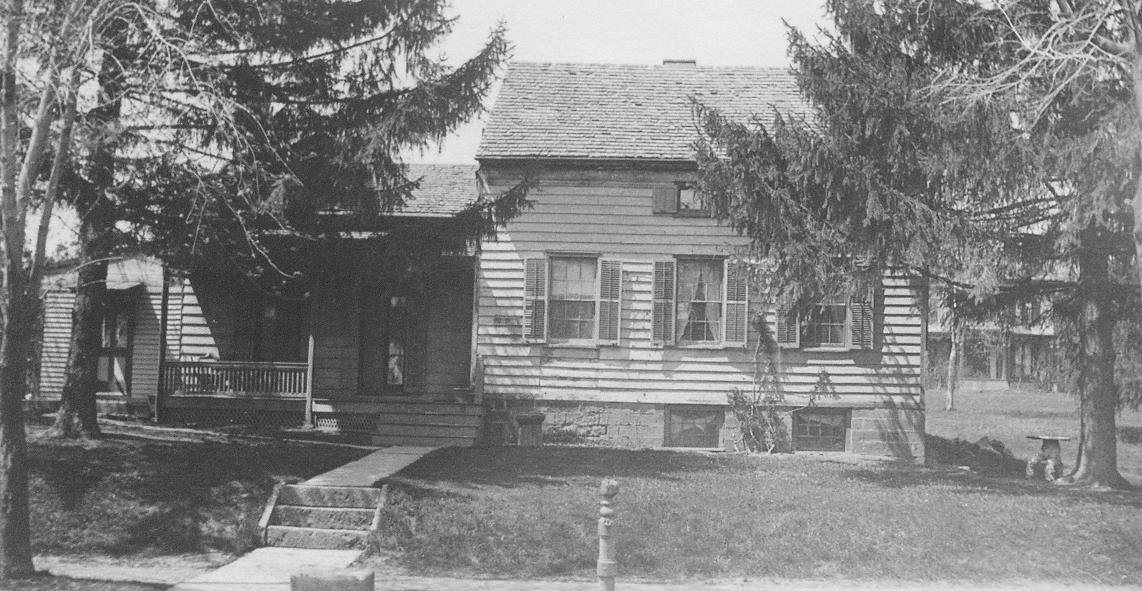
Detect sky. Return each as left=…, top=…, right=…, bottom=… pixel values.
left=408, top=0, right=831, bottom=164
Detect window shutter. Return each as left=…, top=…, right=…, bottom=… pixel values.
left=523, top=258, right=547, bottom=342
left=776, top=308, right=800, bottom=348
left=652, top=186, right=678, bottom=214
left=849, top=272, right=875, bottom=350
left=724, top=260, right=748, bottom=346
left=598, top=260, right=622, bottom=344
left=652, top=260, right=675, bottom=344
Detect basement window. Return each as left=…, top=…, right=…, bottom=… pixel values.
left=792, top=409, right=849, bottom=452
left=665, top=406, right=723, bottom=448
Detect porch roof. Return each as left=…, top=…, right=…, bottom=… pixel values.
left=392, top=163, right=478, bottom=217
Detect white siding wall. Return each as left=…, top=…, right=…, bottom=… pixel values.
left=36, top=258, right=165, bottom=400
left=477, top=168, right=924, bottom=408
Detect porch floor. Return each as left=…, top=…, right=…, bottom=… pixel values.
left=302, top=445, right=438, bottom=487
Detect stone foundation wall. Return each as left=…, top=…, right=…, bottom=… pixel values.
left=848, top=406, right=926, bottom=461
left=484, top=398, right=926, bottom=461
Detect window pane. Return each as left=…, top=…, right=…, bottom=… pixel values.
left=676, top=260, right=723, bottom=343
left=549, top=257, right=597, bottom=341
left=667, top=407, right=721, bottom=448
left=793, top=411, right=848, bottom=452
left=678, top=187, right=706, bottom=213
left=803, top=302, right=846, bottom=347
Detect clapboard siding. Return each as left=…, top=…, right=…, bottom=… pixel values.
left=37, top=290, right=75, bottom=400
left=36, top=258, right=166, bottom=401
left=475, top=174, right=925, bottom=407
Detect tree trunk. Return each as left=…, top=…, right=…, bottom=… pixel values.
left=0, top=0, right=35, bottom=577
left=946, top=321, right=959, bottom=412
left=1060, top=229, right=1132, bottom=489
left=1131, top=54, right=1142, bottom=310
left=49, top=252, right=107, bottom=438
left=0, top=290, right=35, bottom=578
left=50, top=16, right=127, bottom=439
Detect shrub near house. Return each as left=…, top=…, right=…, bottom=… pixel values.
left=474, top=61, right=926, bottom=459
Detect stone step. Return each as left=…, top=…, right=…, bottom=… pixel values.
left=277, top=485, right=384, bottom=509
left=375, top=424, right=480, bottom=438
left=265, top=525, right=370, bottom=550
left=370, top=434, right=477, bottom=447
left=272, top=505, right=376, bottom=530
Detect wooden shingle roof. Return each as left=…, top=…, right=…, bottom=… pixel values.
left=397, top=163, right=477, bottom=217
left=477, top=62, right=808, bottom=162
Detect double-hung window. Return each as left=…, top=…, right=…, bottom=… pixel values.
left=676, top=259, right=723, bottom=343
left=776, top=272, right=876, bottom=350
left=652, top=258, right=748, bottom=347
left=549, top=257, right=597, bottom=341
left=522, top=256, right=622, bottom=344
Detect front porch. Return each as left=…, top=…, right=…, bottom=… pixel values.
left=159, top=359, right=484, bottom=446
left=159, top=255, right=484, bottom=446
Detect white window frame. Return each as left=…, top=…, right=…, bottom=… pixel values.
left=654, top=258, right=748, bottom=349
left=522, top=256, right=622, bottom=346
left=775, top=273, right=875, bottom=351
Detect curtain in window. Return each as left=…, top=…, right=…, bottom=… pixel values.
left=676, top=260, right=722, bottom=342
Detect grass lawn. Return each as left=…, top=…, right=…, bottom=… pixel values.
left=372, top=387, right=1142, bottom=583
left=5, top=577, right=165, bottom=591
left=926, top=385, right=1142, bottom=482
left=26, top=418, right=371, bottom=558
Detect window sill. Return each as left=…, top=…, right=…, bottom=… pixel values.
left=545, top=342, right=603, bottom=350
left=800, top=346, right=852, bottom=353
left=672, top=343, right=742, bottom=350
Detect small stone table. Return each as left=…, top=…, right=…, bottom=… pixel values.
left=1026, top=435, right=1071, bottom=481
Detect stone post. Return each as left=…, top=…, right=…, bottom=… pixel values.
left=597, top=479, right=619, bottom=591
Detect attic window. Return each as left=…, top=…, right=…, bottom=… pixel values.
left=652, top=184, right=709, bottom=216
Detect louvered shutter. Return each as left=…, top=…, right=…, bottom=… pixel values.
left=652, top=260, right=675, bottom=344
left=598, top=260, right=622, bottom=344
left=724, top=260, right=749, bottom=346
left=776, top=308, right=800, bottom=348
left=849, top=271, right=875, bottom=350
left=652, top=186, right=678, bottom=214
left=523, top=258, right=547, bottom=342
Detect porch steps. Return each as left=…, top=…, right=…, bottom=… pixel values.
left=313, top=400, right=485, bottom=447
left=262, top=484, right=386, bottom=551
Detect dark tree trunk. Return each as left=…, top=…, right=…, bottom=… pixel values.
left=0, top=0, right=34, bottom=575
left=1061, top=230, right=1133, bottom=489
left=48, top=248, right=107, bottom=438
left=0, top=288, right=34, bottom=578
left=49, top=17, right=127, bottom=439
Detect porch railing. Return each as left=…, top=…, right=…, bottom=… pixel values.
left=161, top=360, right=309, bottom=398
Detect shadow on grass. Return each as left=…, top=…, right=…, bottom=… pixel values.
left=394, top=445, right=733, bottom=489
left=29, top=431, right=368, bottom=556
left=841, top=435, right=1142, bottom=507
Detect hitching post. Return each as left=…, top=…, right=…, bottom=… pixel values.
left=597, top=479, right=619, bottom=591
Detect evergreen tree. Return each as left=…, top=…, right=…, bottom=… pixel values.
left=695, top=0, right=1134, bottom=488
left=49, top=0, right=518, bottom=437
left=2, top=0, right=522, bottom=576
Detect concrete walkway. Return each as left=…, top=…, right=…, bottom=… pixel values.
left=167, top=446, right=438, bottom=591
left=173, top=548, right=362, bottom=590
left=304, top=446, right=437, bottom=487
